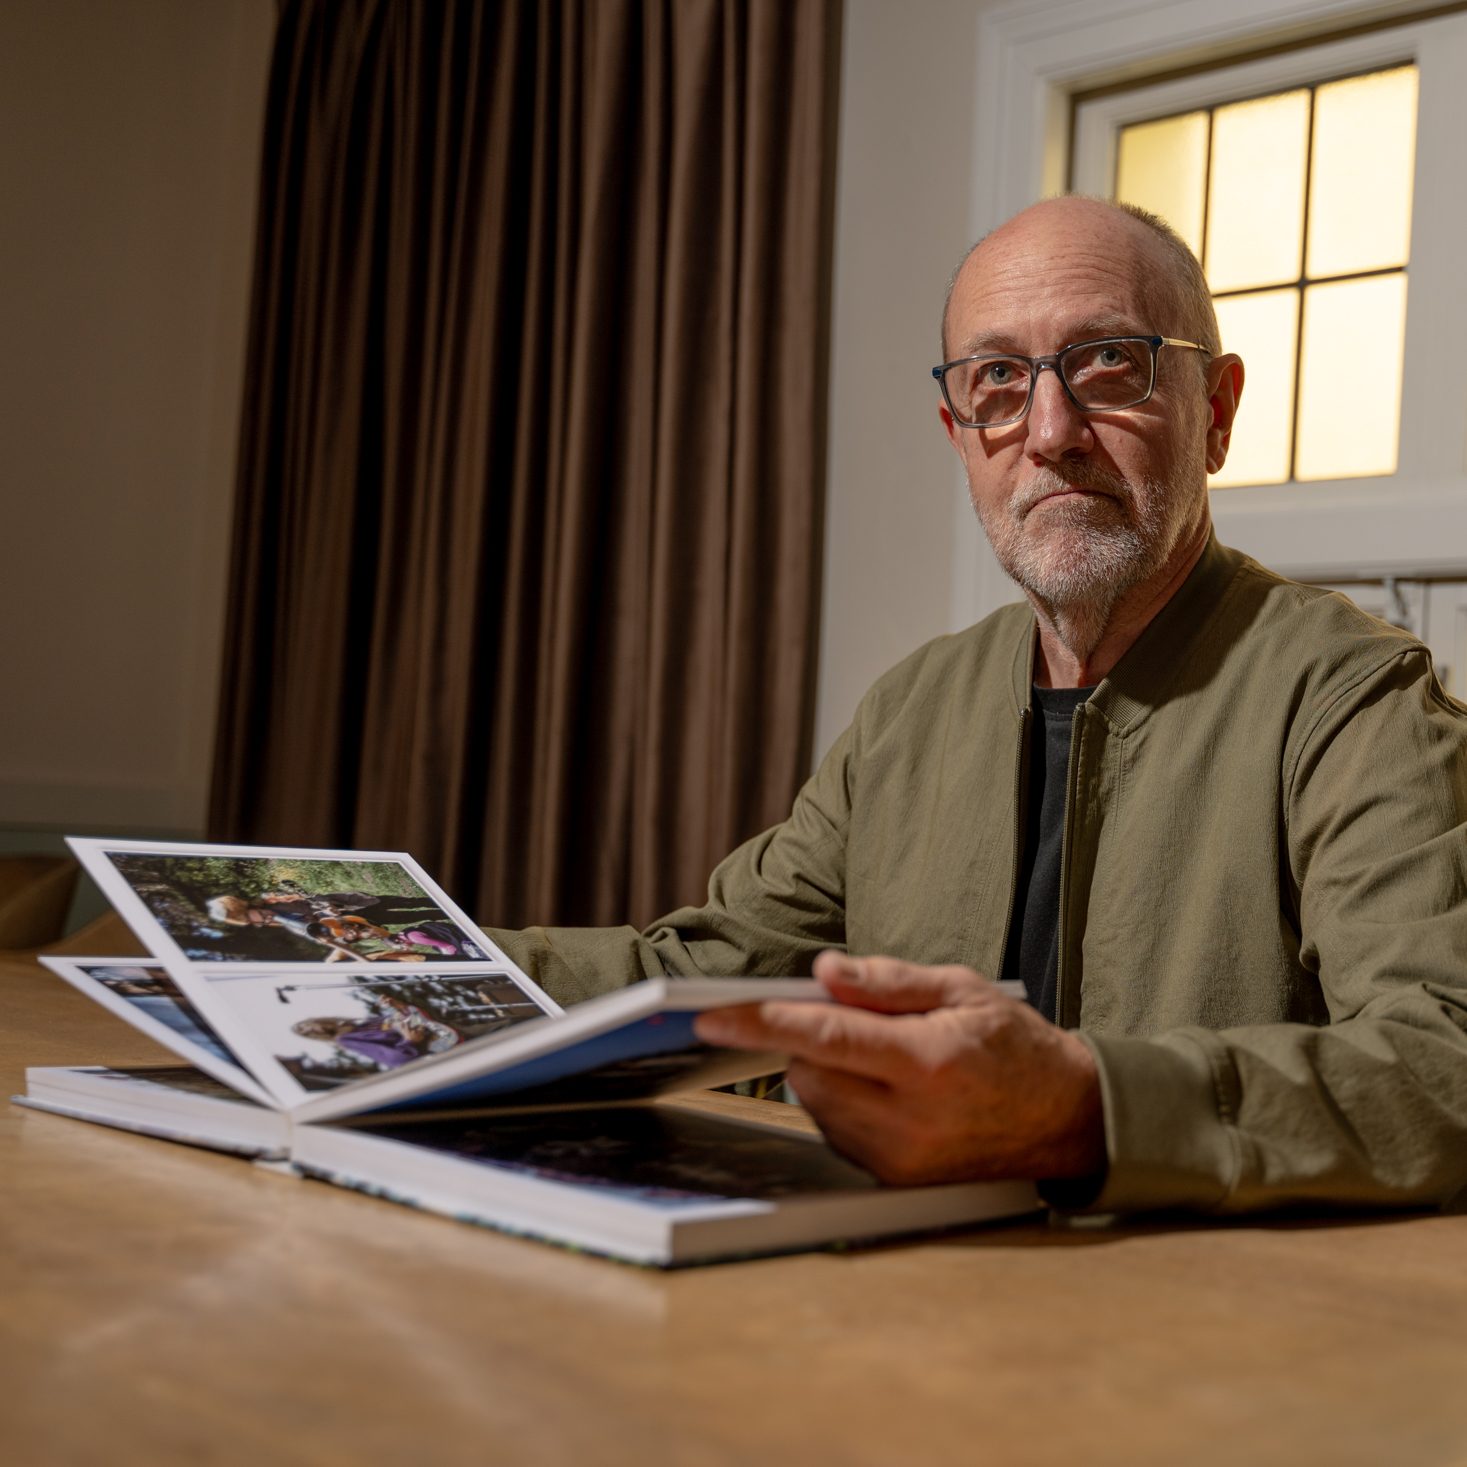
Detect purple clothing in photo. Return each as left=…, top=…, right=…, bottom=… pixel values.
left=335, top=1026, right=421, bottom=1069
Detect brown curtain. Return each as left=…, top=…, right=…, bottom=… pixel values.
left=209, top=0, right=841, bottom=930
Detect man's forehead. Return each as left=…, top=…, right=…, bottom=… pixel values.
left=946, top=202, right=1171, bottom=353
left=952, top=309, right=1148, bottom=358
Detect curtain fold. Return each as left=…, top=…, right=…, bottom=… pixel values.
left=209, top=0, right=841, bottom=929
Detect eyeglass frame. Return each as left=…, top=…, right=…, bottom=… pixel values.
left=931, top=334, right=1210, bottom=429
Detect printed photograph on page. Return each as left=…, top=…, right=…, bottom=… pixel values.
left=182, top=966, right=549, bottom=1097
left=38, top=956, right=273, bottom=1106
left=71, top=839, right=506, bottom=970
left=83, top=963, right=237, bottom=1062
left=361, top=1105, right=881, bottom=1206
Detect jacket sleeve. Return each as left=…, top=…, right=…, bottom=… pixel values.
left=483, top=725, right=855, bottom=1008
left=1070, top=650, right=1467, bottom=1214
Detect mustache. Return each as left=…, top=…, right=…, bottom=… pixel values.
left=1011, top=465, right=1134, bottom=516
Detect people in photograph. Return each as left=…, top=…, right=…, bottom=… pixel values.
left=207, top=894, right=364, bottom=960
left=206, top=891, right=474, bottom=961
left=291, top=994, right=460, bottom=1070
left=388, top=922, right=478, bottom=958
left=306, top=914, right=392, bottom=947
left=291, top=1015, right=423, bottom=1068
left=255, top=888, right=447, bottom=928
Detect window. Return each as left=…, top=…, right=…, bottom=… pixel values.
left=1112, top=67, right=1417, bottom=488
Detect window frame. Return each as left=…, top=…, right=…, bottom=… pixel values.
left=953, top=0, right=1467, bottom=628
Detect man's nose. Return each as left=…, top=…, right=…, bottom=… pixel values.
left=1023, top=363, right=1094, bottom=462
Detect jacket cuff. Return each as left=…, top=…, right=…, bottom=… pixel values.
left=1042, top=1031, right=1241, bottom=1214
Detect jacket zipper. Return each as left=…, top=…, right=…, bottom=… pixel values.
left=996, top=707, right=1030, bottom=979
left=1054, top=703, right=1084, bottom=1027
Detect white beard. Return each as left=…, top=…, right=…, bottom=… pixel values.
left=975, top=465, right=1182, bottom=615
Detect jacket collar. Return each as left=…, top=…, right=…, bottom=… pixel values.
left=1005, top=533, right=1245, bottom=728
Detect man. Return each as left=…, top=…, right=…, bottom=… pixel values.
left=489, top=197, right=1467, bottom=1213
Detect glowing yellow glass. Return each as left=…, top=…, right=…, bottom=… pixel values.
left=1205, top=90, right=1310, bottom=293
left=1295, top=274, right=1406, bottom=481
left=1306, top=66, right=1418, bottom=279
left=1209, top=290, right=1299, bottom=488
left=1115, top=112, right=1210, bottom=257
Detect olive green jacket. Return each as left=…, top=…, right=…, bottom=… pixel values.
left=488, top=538, right=1467, bottom=1214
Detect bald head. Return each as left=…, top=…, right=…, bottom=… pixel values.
left=940, top=197, right=1220, bottom=365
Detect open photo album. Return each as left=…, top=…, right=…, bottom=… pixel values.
left=17, top=837, right=1039, bottom=1266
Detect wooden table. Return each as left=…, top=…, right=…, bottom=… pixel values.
left=5, top=948, right=1467, bottom=1467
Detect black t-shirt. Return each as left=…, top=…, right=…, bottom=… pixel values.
left=999, top=684, right=1094, bottom=1022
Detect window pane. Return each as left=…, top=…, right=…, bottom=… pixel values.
left=1209, top=290, right=1299, bottom=488
left=1206, top=90, right=1310, bottom=293
left=1295, top=274, right=1406, bottom=481
left=1306, top=66, right=1418, bottom=279
left=1115, top=112, right=1210, bottom=257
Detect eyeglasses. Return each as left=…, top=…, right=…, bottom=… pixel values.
left=932, top=335, right=1209, bottom=429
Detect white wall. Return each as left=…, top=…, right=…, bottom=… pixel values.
left=813, top=0, right=1008, bottom=763
left=0, top=0, right=275, bottom=837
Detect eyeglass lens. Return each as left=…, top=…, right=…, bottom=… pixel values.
left=945, top=338, right=1156, bottom=426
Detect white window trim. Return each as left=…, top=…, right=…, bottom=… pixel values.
left=953, top=0, right=1467, bottom=629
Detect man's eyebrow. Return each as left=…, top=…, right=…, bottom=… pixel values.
left=951, top=314, right=1149, bottom=359
left=1063, top=313, right=1148, bottom=341
left=952, top=330, right=1024, bottom=358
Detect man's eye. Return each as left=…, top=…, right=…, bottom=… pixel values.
left=1069, top=342, right=1140, bottom=379
left=980, top=361, right=1019, bottom=386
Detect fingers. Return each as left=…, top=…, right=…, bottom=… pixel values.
left=694, top=998, right=912, bottom=1082
left=811, top=950, right=995, bottom=1014
left=781, top=1059, right=895, bottom=1173
left=785, top=1060, right=974, bottom=1187
left=695, top=953, right=1003, bottom=1078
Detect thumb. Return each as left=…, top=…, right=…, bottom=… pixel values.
left=811, top=951, right=994, bottom=1014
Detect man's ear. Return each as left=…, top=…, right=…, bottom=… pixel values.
left=939, top=397, right=963, bottom=452
left=1204, top=353, right=1244, bottom=475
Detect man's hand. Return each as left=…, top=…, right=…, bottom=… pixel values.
left=694, top=952, right=1106, bottom=1186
